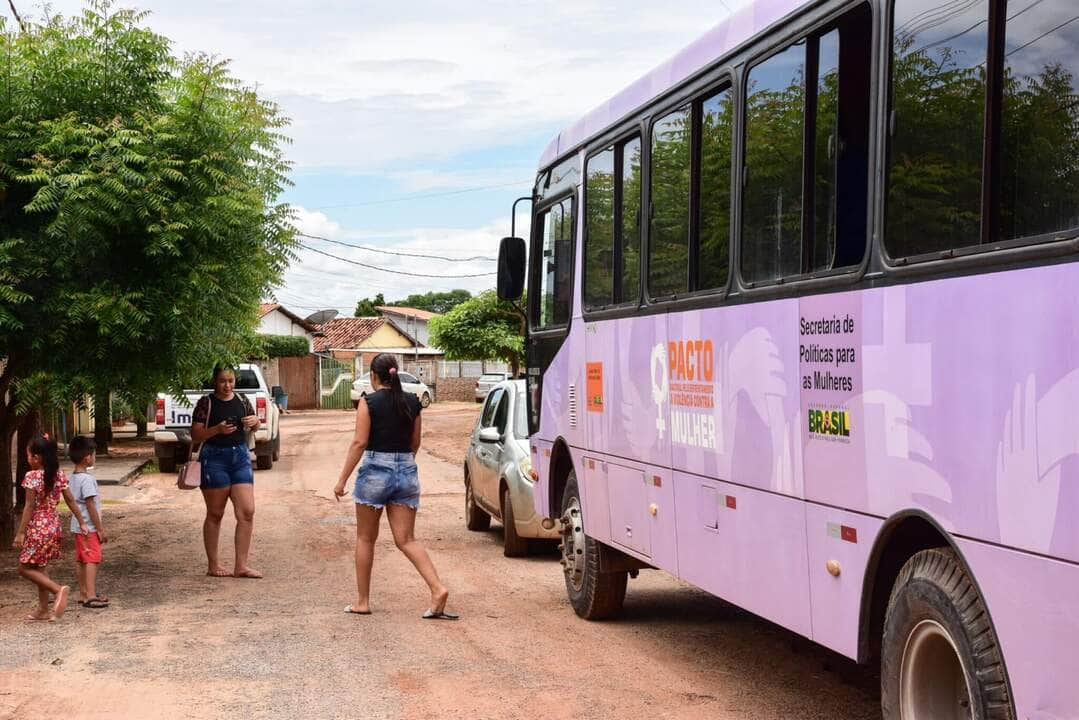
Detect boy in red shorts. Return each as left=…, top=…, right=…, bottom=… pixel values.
left=68, top=436, right=109, bottom=608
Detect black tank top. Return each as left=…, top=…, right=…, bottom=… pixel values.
left=365, top=389, right=421, bottom=452
left=198, top=394, right=252, bottom=447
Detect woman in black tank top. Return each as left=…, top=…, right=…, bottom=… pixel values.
left=334, top=353, right=456, bottom=619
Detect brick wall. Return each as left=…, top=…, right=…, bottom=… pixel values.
left=436, top=377, right=479, bottom=403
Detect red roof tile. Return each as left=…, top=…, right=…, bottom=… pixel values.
left=377, top=306, right=439, bottom=321
left=313, top=317, right=387, bottom=352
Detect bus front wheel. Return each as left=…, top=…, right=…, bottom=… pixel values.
left=560, top=470, right=626, bottom=620
left=881, top=547, right=1013, bottom=720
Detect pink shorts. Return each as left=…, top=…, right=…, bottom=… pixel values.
left=75, top=532, right=102, bottom=564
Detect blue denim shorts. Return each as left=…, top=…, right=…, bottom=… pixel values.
left=200, top=444, right=254, bottom=490
left=354, top=451, right=420, bottom=509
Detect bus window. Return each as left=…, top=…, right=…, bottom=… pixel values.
left=649, top=105, right=692, bottom=298
left=1001, top=0, right=1079, bottom=242
left=743, top=41, right=807, bottom=284
left=585, top=137, right=642, bottom=310
left=886, top=0, right=989, bottom=258
left=585, top=147, right=616, bottom=308
left=621, top=137, right=642, bottom=304
left=534, top=197, right=575, bottom=328
left=699, top=88, right=734, bottom=290
left=742, top=5, right=871, bottom=285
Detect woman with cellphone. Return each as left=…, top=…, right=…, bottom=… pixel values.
left=190, top=365, right=263, bottom=579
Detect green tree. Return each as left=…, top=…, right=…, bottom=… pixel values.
left=354, top=293, right=385, bottom=317
left=428, top=290, right=523, bottom=374
left=0, top=2, right=296, bottom=541
left=387, top=289, right=471, bottom=315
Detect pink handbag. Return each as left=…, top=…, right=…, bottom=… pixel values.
left=176, top=396, right=210, bottom=490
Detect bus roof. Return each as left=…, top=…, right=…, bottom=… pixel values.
left=538, top=0, right=811, bottom=169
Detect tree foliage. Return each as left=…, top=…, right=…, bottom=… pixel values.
left=0, top=1, right=296, bottom=540
left=428, top=291, right=523, bottom=372
left=254, top=334, right=309, bottom=358
left=355, top=289, right=472, bottom=317
left=354, top=292, right=385, bottom=317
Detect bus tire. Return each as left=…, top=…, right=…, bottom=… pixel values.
left=881, top=547, right=1013, bottom=720
left=501, top=487, right=528, bottom=557
left=560, top=470, right=626, bottom=620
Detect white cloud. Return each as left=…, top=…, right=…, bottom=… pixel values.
left=278, top=205, right=532, bottom=314
left=40, top=0, right=755, bottom=171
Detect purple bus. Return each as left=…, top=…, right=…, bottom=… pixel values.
left=495, top=0, right=1079, bottom=718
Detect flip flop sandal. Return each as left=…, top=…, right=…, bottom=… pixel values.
left=344, top=605, right=372, bottom=615
left=421, top=609, right=459, bottom=621
left=84, top=598, right=109, bottom=609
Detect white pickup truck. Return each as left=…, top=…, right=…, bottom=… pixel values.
left=153, top=363, right=282, bottom=473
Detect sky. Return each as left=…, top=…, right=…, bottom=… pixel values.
left=27, top=0, right=753, bottom=318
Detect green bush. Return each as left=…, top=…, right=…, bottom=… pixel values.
left=254, top=334, right=309, bottom=358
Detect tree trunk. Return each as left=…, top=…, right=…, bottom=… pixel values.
left=136, top=400, right=149, bottom=438
left=94, top=389, right=112, bottom=455
left=0, top=421, right=16, bottom=546
left=14, top=408, right=41, bottom=510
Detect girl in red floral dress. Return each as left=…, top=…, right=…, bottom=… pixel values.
left=12, top=434, right=87, bottom=622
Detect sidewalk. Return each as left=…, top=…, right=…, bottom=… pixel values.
left=93, top=454, right=152, bottom=486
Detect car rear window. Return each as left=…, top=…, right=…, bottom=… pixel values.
left=480, top=374, right=506, bottom=382
left=202, top=369, right=260, bottom=391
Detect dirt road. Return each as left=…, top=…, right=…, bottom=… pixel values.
left=0, top=406, right=879, bottom=719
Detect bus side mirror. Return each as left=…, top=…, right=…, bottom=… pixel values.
left=497, top=236, right=526, bottom=301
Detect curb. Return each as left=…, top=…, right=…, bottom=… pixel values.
left=97, top=458, right=152, bottom=487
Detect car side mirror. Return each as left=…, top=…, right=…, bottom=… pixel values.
left=478, top=427, right=501, bottom=443
left=497, top=236, right=526, bottom=301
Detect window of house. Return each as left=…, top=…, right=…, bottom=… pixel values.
left=742, top=4, right=871, bottom=284
left=584, top=137, right=643, bottom=309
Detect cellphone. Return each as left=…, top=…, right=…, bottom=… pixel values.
left=227, top=415, right=240, bottom=427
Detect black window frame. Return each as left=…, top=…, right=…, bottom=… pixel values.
left=882, top=0, right=1079, bottom=269
left=529, top=189, right=578, bottom=334
left=644, top=76, right=738, bottom=306
left=583, top=132, right=644, bottom=313
left=738, top=5, right=873, bottom=291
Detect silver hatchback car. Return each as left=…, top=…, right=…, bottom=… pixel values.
left=463, top=379, right=560, bottom=556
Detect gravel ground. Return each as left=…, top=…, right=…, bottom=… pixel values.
left=0, top=406, right=880, bottom=719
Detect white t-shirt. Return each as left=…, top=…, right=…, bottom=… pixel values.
left=69, top=471, right=99, bottom=533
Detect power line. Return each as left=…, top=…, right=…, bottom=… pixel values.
left=308, top=179, right=531, bottom=210
left=297, top=233, right=496, bottom=262
left=300, top=243, right=497, bottom=278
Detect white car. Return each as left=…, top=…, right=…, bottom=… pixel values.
left=351, top=370, right=432, bottom=408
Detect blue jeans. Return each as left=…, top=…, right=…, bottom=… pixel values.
left=353, top=451, right=420, bottom=509
left=200, top=444, right=254, bottom=490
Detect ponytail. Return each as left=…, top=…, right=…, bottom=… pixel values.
left=28, top=433, right=60, bottom=495
left=370, top=353, right=413, bottom=421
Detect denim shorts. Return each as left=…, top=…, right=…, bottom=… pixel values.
left=353, top=451, right=420, bottom=509
left=200, top=444, right=254, bottom=490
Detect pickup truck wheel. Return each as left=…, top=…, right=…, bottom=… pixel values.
left=255, top=454, right=273, bottom=471
left=272, top=433, right=280, bottom=461
left=560, top=470, right=627, bottom=619
left=158, top=456, right=177, bottom=474
left=352, top=400, right=359, bottom=409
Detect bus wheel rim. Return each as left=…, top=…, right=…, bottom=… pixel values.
left=900, top=619, right=973, bottom=720
left=561, top=497, right=585, bottom=592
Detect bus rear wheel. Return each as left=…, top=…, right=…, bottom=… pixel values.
left=560, top=470, right=626, bottom=619
left=881, top=548, right=1013, bottom=720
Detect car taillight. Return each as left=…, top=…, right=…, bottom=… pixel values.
left=257, top=397, right=267, bottom=424
left=475, top=381, right=480, bottom=389
left=155, top=398, right=165, bottom=425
